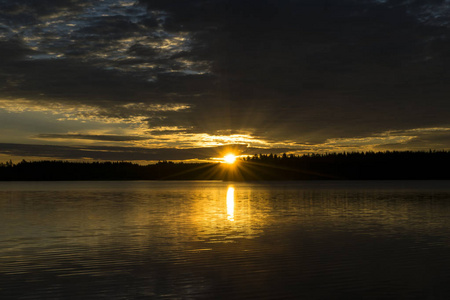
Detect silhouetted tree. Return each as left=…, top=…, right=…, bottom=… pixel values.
left=0, top=151, right=449, bottom=180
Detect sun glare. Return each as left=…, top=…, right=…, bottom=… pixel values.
left=223, top=154, right=237, bottom=164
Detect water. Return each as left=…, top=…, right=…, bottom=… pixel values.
left=1, top=180, right=450, bottom=299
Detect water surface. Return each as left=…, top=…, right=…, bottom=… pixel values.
left=1, top=180, right=450, bottom=299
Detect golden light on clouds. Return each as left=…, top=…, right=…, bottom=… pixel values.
left=198, top=134, right=269, bottom=147
left=2, top=95, right=449, bottom=161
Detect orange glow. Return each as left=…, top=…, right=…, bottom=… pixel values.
left=223, top=154, right=237, bottom=164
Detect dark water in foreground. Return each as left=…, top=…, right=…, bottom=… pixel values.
left=1, top=181, right=450, bottom=299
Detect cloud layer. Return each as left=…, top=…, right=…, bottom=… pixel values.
left=1, top=0, right=449, bottom=161
left=0, top=143, right=290, bottom=161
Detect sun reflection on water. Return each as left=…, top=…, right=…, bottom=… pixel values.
left=226, top=186, right=235, bottom=221
left=185, top=183, right=267, bottom=243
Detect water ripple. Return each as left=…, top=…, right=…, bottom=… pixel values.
left=1, top=181, right=450, bottom=299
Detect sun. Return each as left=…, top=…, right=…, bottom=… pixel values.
left=223, top=154, right=237, bottom=164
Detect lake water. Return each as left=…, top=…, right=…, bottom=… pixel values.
left=1, top=180, right=450, bottom=299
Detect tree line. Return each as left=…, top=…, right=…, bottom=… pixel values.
left=235, top=150, right=450, bottom=180
left=0, top=150, right=449, bottom=180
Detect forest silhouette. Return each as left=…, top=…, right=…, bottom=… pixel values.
left=0, top=151, right=449, bottom=181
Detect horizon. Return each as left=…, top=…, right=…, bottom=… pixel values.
left=2, top=150, right=449, bottom=181
left=1, top=148, right=448, bottom=166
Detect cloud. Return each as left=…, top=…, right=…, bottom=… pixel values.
left=0, top=143, right=291, bottom=161
left=1, top=0, right=450, bottom=155
left=373, top=127, right=450, bottom=150
left=76, top=15, right=141, bottom=37
left=0, top=39, right=35, bottom=61
left=33, top=134, right=152, bottom=142
left=133, top=0, right=450, bottom=143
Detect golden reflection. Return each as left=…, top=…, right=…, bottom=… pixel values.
left=184, top=184, right=267, bottom=242
left=226, top=186, right=235, bottom=221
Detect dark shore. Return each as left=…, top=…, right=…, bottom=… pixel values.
left=1, top=151, right=449, bottom=181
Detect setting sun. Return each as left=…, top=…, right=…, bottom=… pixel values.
left=223, top=154, right=237, bottom=164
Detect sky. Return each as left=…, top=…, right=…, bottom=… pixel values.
left=1, top=0, right=449, bottom=163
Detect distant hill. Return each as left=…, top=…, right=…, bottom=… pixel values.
left=1, top=151, right=449, bottom=180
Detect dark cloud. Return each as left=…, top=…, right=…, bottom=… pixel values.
left=0, top=143, right=291, bottom=161
left=1, top=58, right=148, bottom=102
left=76, top=15, right=141, bottom=37
left=127, top=43, right=160, bottom=57
left=375, top=130, right=450, bottom=150
left=1, top=0, right=450, bottom=151
left=137, top=0, right=450, bottom=141
left=0, top=39, right=35, bottom=60
left=34, top=134, right=152, bottom=142
left=0, top=0, right=87, bottom=23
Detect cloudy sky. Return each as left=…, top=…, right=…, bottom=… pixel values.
left=1, top=0, right=449, bottom=162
